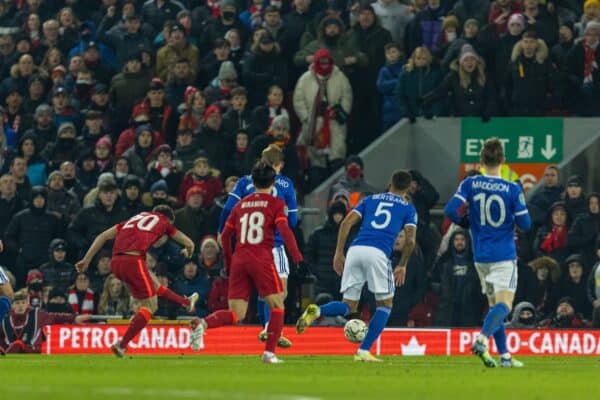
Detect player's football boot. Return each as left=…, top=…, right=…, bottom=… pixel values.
left=190, top=318, right=206, bottom=351
left=354, top=350, right=383, bottom=362
left=258, top=328, right=293, bottom=348
left=110, top=341, right=126, bottom=358
left=186, top=292, right=199, bottom=313
left=0, top=346, right=5, bottom=356
left=471, top=339, right=498, bottom=368
left=295, top=304, right=320, bottom=334
left=261, top=352, right=284, bottom=364
left=500, top=357, right=524, bottom=368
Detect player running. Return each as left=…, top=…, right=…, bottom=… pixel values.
left=445, top=138, right=531, bottom=368
left=295, top=170, right=417, bottom=362
left=191, top=162, right=303, bottom=363
left=0, top=240, right=14, bottom=356
left=75, top=205, right=199, bottom=357
left=218, top=145, right=298, bottom=348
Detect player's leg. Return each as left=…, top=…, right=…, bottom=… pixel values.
left=262, top=293, right=285, bottom=363
left=114, top=295, right=158, bottom=357
left=493, top=290, right=523, bottom=367
left=149, top=271, right=197, bottom=312
left=296, top=247, right=364, bottom=333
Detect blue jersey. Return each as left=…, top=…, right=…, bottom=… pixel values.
left=445, top=175, right=531, bottom=263
left=218, top=174, right=298, bottom=246
left=351, top=192, right=418, bottom=258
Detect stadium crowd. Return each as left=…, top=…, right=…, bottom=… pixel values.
left=1, top=0, right=600, bottom=352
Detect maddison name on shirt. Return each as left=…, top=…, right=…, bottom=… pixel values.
left=471, top=180, right=510, bottom=193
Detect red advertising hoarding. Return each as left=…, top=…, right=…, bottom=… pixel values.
left=44, top=325, right=600, bottom=356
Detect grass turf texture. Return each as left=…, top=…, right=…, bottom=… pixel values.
left=1, top=355, right=596, bottom=399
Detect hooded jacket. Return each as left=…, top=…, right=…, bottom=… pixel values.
left=506, top=301, right=537, bottom=328
left=567, top=193, right=600, bottom=268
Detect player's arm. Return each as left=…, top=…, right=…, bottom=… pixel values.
left=217, top=181, right=244, bottom=233
left=75, top=226, right=117, bottom=272
left=220, top=216, right=236, bottom=272
left=285, top=181, right=299, bottom=228
left=513, top=185, right=532, bottom=231
left=170, top=229, right=195, bottom=259
left=444, top=180, right=469, bottom=224
left=333, top=211, right=362, bottom=276
left=275, top=217, right=303, bottom=264
left=394, top=224, right=417, bottom=286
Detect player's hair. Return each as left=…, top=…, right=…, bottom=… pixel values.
left=251, top=161, right=276, bottom=189
left=152, top=204, right=175, bottom=221
left=480, top=138, right=504, bottom=168
left=261, top=144, right=284, bottom=166
left=390, top=170, right=412, bottom=191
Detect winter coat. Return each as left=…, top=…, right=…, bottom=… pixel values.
left=407, top=7, right=445, bottom=54
left=504, top=39, right=554, bottom=115
left=306, top=219, right=341, bottom=298
left=452, top=0, right=490, bottom=26
left=146, top=160, right=184, bottom=197
left=46, top=188, right=81, bottom=223
left=141, top=0, right=185, bottom=34
left=242, top=48, right=289, bottom=107
left=156, top=42, right=200, bottom=82
left=494, top=33, right=522, bottom=88
left=174, top=143, right=206, bottom=172
left=177, top=173, right=223, bottom=208
left=506, top=301, right=538, bottom=329
left=109, top=71, right=150, bottom=128
left=396, top=64, right=444, bottom=120
left=98, top=27, right=152, bottom=69
left=115, top=127, right=164, bottom=157
left=222, top=108, right=252, bottom=139
left=293, top=65, right=353, bottom=167
left=174, top=206, right=214, bottom=251
left=40, top=261, right=76, bottom=294
left=371, top=0, right=413, bottom=44
left=528, top=185, right=564, bottom=228
left=566, top=40, right=600, bottom=116
left=194, top=124, right=230, bottom=173
left=567, top=209, right=600, bottom=269
left=172, top=271, right=211, bottom=317
left=376, top=62, right=404, bottom=126
left=552, top=277, right=592, bottom=319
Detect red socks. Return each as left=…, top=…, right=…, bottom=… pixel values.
left=157, top=285, right=190, bottom=308
left=266, top=308, right=284, bottom=353
left=205, top=310, right=237, bottom=329
left=121, top=307, right=152, bottom=348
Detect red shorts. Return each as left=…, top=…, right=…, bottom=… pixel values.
left=228, top=251, right=283, bottom=301
left=111, top=255, right=156, bottom=300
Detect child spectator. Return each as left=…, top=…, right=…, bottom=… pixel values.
left=376, top=42, right=405, bottom=130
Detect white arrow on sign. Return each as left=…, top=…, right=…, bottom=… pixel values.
left=541, top=135, right=557, bottom=160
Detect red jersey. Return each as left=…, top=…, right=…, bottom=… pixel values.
left=222, top=192, right=303, bottom=268
left=112, top=212, right=176, bottom=255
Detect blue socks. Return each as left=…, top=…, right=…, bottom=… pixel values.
left=481, top=302, right=510, bottom=338
left=257, top=297, right=271, bottom=326
left=493, top=323, right=508, bottom=355
left=319, top=301, right=350, bottom=317
left=0, top=296, right=11, bottom=322
left=360, top=307, right=391, bottom=351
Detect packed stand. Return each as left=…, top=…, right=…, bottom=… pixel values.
left=0, top=0, right=600, bottom=348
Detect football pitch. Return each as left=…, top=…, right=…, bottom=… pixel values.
left=1, top=355, right=598, bottom=399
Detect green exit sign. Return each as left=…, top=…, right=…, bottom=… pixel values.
left=461, top=118, right=563, bottom=164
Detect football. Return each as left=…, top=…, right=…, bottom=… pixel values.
left=344, top=319, right=367, bottom=343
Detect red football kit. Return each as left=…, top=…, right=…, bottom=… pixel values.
left=221, top=192, right=303, bottom=300
left=111, top=212, right=176, bottom=300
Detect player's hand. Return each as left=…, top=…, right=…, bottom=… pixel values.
left=181, top=246, right=194, bottom=259
left=75, top=314, right=92, bottom=324
left=394, top=266, right=407, bottom=286
left=333, top=251, right=345, bottom=276
left=75, top=259, right=90, bottom=273
left=217, top=233, right=222, bottom=247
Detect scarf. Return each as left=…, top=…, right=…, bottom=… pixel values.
left=68, top=288, right=94, bottom=315
left=583, top=42, right=598, bottom=84
left=309, top=74, right=333, bottom=151
left=156, top=162, right=174, bottom=177
left=539, top=224, right=567, bottom=253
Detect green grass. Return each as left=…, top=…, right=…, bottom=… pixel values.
left=0, top=355, right=597, bottom=400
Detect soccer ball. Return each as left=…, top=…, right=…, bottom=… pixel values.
left=344, top=319, right=367, bottom=343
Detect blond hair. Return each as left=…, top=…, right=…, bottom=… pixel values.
left=404, top=47, right=432, bottom=72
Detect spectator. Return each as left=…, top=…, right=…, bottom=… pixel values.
left=440, top=18, right=485, bottom=72
left=522, top=0, right=558, bottom=47
left=204, top=61, right=239, bottom=109
left=166, top=58, right=195, bottom=110
left=567, top=193, right=600, bottom=269
left=79, top=110, right=108, bottom=151
left=432, top=228, right=483, bottom=327
left=551, top=254, right=592, bottom=318
left=280, top=0, right=316, bottom=82
left=329, top=155, right=377, bottom=207
left=59, top=161, right=86, bottom=203
left=390, top=229, right=427, bottom=326
left=68, top=178, right=127, bottom=259
left=249, top=84, right=289, bottom=138
left=566, top=21, right=600, bottom=116
left=488, top=0, right=524, bottom=38
left=9, top=156, right=31, bottom=202
left=122, top=124, right=158, bottom=178
left=137, top=78, right=177, bottom=145
left=172, top=260, right=211, bottom=317
left=535, top=201, right=571, bottom=265
left=120, top=175, right=146, bottom=217
left=0, top=289, right=89, bottom=354
left=142, top=0, right=186, bottom=35
left=199, top=38, right=232, bottom=89
left=564, top=174, right=587, bottom=218
left=222, top=87, right=252, bottom=139
left=39, top=238, right=75, bottom=296
left=247, top=115, right=300, bottom=183
left=306, top=200, right=346, bottom=299
left=423, top=44, right=496, bottom=119
left=505, top=301, right=538, bottom=328
left=5, top=186, right=64, bottom=287
left=200, top=0, right=250, bottom=54
left=551, top=21, right=576, bottom=112
left=294, top=48, right=352, bottom=190
left=44, top=288, right=73, bottom=314
left=174, top=128, right=205, bottom=172
left=109, top=53, right=150, bottom=132
left=407, top=0, right=446, bottom=53
left=588, top=241, right=600, bottom=327
left=453, top=0, right=490, bottom=26
left=178, top=156, right=223, bottom=208
left=68, top=272, right=95, bottom=315
left=177, top=87, right=206, bottom=136
left=575, top=0, right=600, bottom=37
left=174, top=186, right=213, bottom=248
left=146, top=144, right=183, bottom=199
left=243, top=32, right=288, bottom=108
left=226, top=129, right=250, bottom=179
left=93, top=135, right=114, bottom=175
left=198, top=236, right=223, bottom=280
left=195, top=106, right=230, bottom=173
left=97, top=274, right=130, bottom=316
left=538, top=296, right=590, bottom=328
left=42, top=122, right=80, bottom=172
left=503, top=30, right=554, bottom=116
left=144, top=179, right=177, bottom=209
left=22, top=104, right=56, bottom=154
left=89, top=249, right=113, bottom=295
left=0, top=174, right=26, bottom=267
left=528, top=165, right=563, bottom=228
left=397, top=46, right=444, bottom=123
left=98, top=12, right=152, bottom=69
left=46, top=170, right=81, bottom=224
left=17, top=133, right=46, bottom=186
left=114, top=105, right=164, bottom=157
left=376, top=42, right=405, bottom=130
